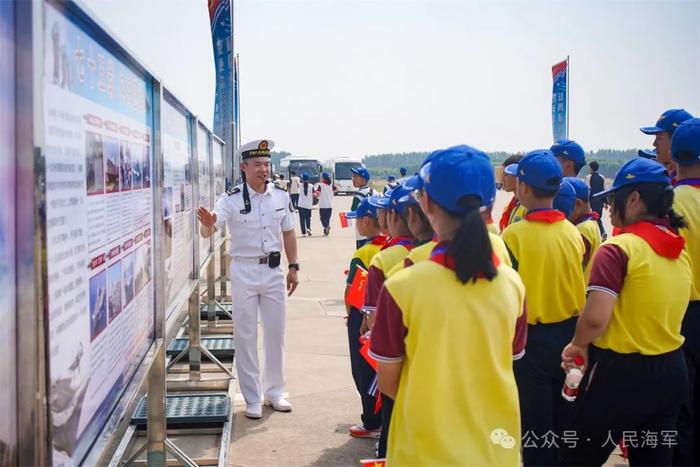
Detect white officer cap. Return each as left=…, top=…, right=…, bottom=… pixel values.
left=237, top=139, right=275, bottom=160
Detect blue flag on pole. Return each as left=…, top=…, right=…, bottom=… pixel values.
left=209, top=0, right=233, bottom=183
left=551, top=59, right=568, bottom=142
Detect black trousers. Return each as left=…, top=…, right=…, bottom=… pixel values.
left=319, top=208, right=332, bottom=229
left=290, top=193, right=299, bottom=209
left=514, top=317, right=577, bottom=466
left=675, top=301, right=700, bottom=466
left=561, top=347, right=688, bottom=467
left=592, top=207, right=605, bottom=237
left=297, top=207, right=311, bottom=234
left=347, top=308, right=381, bottom=430
left=378, top=394, right=394, bottom=458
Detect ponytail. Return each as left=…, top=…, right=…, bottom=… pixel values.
left=613, top=183, right=687, bottom=230
left=303, top=181, right=309, bottom=196
left=448, top=196, right=497, bottom=284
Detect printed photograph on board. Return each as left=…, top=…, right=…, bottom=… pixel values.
left=104, top=136, right=120, bottom=193
left=119, top=141, right=132, bottom=191
left=122, top=252, right=134, bottom=306
left=89, top=270, right=107, bottom=341
left=85, top=132, right=104, bottom=195
left=107, top=260, right=122, bottom=322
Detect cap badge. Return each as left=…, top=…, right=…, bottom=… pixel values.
left=625, top=173, right=636, bottom=180
left=258, top=140, right=268, bottom=150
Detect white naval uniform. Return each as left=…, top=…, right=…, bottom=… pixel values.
left=212, top=181, right=295, bottom=405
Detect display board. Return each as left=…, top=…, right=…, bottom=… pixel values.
left=197, top=124, right=212, bottom=266
left=162, top=92, right=194, bottom=318
left=213, top=139, right=226, bottom=244
left=0, top=1, right=16, bottom=465
left=43, top=4, right=155, bottom=464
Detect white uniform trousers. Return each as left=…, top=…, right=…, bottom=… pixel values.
left=230, top=260, right=287, bottom=405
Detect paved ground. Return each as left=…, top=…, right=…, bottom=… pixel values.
left=227, top=192, right=621, bottom=467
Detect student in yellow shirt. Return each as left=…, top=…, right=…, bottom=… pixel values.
left=500, top=156, right=527, bottom=231
left=565, top=177, right=603, bottom=282
left=371, top=145, right=527, bottom=466
left=364, top=185, right=416, bottom=458
left=501, top=149, right=586, bottom=466
left=670, top=118, right=700, bottom=465
left=561, top=157, right=691, bottom=466
left=343, top=197, right=386, bottom=439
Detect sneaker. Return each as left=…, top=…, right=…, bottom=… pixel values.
left=349, top=424, right=381, bottom=438
left=264, top=397, right=293, bottom=412
left=324, top=226, right=330, bottom=236
left=307, top=230, right=312, bottom=236
left=244, top=403, right=263, bottom=419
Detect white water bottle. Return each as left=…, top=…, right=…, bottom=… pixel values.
left=562, top=356, right=585, bottom=402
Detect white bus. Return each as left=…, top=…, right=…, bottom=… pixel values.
left=279, top=156, right=323, bottom=184
left=326, top=157, right=363, bottom=195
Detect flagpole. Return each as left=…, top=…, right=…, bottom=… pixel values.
left=229, top=0, right=237, bottom=184
left=236, top=54, right=241, bottom=151
left=566, top=55, right=570, bottom=140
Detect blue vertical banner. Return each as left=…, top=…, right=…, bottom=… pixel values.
left=209, top=0, right=233, bottom=185
left=233, top=53, right=240, bottom=182
left=551, top=58, right=569, bottom=142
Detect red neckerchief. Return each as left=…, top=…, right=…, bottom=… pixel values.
left=380, top=235, right=415, bottom=251
left=429, top=241, right=500, bottom=274
left=369, top=235, right=387, bottom=246
left=524, top=208, right=566, bottom=223
left=573, top=211, right=600, bottom=225
left=675, top=178, right=700, bottom=189
left=499, top=196, right=519, bottom=231
left=619, top=220, right=685, bottom=259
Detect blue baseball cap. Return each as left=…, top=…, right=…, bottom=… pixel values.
left=345, top=197, right=378, bottom=219
left=388, top=185, right=416, bottom=214
left=322, top=171, right=330, bottom=178
left=387, top=175, right=396, bottom=181
left=402, top=174, right=423, bottom=191
left=553, top=180, right=576, bottom=217
left=671, top=117, right=700, bottom=166
left=368, top=193, right=391, bottom=209
left=515, top=150, right=563, bottom=191
left=637, top=148, right=657, bottom=160
left=302, top=172, right=310, bottom=181
left=551, top=140, right=586, bottom=165
left=400, top=167, right=407, bottom=175
left=640, top=109, right=693, bottom=135
left=563, top=177, right=589, bottom=201
left=504, top=163, right=518, bottom=176
left=350, top=166, right=371, bottom=181
left=419, top=145, right=495, bottom=214
left=593, top=158, right=671, bottom=199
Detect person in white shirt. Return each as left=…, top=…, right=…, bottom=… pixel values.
left=350, top=167, right=374, bottom=248
left=297, top=172, right=314, bottom=236
left=288, top=171, right=301, bottom=209
left=276, top=174, right=289, bottom=191
left=197, top=139, right=300, bottom=420
left=316, top=172, right=336, bottom=236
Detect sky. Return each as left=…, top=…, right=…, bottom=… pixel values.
left=83, top=0, right=700, bottom=160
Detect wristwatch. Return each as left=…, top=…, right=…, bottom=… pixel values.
left=289, top=263, right=300, bottom=271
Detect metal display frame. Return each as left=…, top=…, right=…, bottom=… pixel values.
left=14, top=1, right=235, bottom=465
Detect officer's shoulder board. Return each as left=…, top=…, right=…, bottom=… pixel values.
left=226, top=186, right=241, bottom=196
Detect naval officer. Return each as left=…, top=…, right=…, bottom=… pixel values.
left=197, top=139, right=300, bottom=419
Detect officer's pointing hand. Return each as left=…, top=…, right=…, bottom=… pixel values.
left=197, top=207, right=217, bottom=228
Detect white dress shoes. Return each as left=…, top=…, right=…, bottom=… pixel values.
left=244, top=403, right=263, bottom=419
left=264, top=397, right=292, bottom=412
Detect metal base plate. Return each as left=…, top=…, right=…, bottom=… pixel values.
left=166, top=337, right=235, bottom=359
left=199, top=302, right=232, bottom=319
left=131, top=393, right=230, bottom=427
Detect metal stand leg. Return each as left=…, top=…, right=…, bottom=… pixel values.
left=219, top=242, right=228, bottom=300
left=207, top=255, right=216, bottom=331
left=188, top=290, right=201, bottom=382
left=146, top=341, right=167, bottom=466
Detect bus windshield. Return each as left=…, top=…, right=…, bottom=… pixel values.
left=335, top=162, right=361, bottom=180
left=289, top=160, right=321, bottom=182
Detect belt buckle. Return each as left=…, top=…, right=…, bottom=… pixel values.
left=258, top=257, right=268, bottom=264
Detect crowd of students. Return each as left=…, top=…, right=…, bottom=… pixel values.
left=342, top=109, right=700, bottom=466
left=277, top=170, right=337, bottom=236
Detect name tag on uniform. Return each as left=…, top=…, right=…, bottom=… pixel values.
left=275, top=208, right=284, bottom=211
